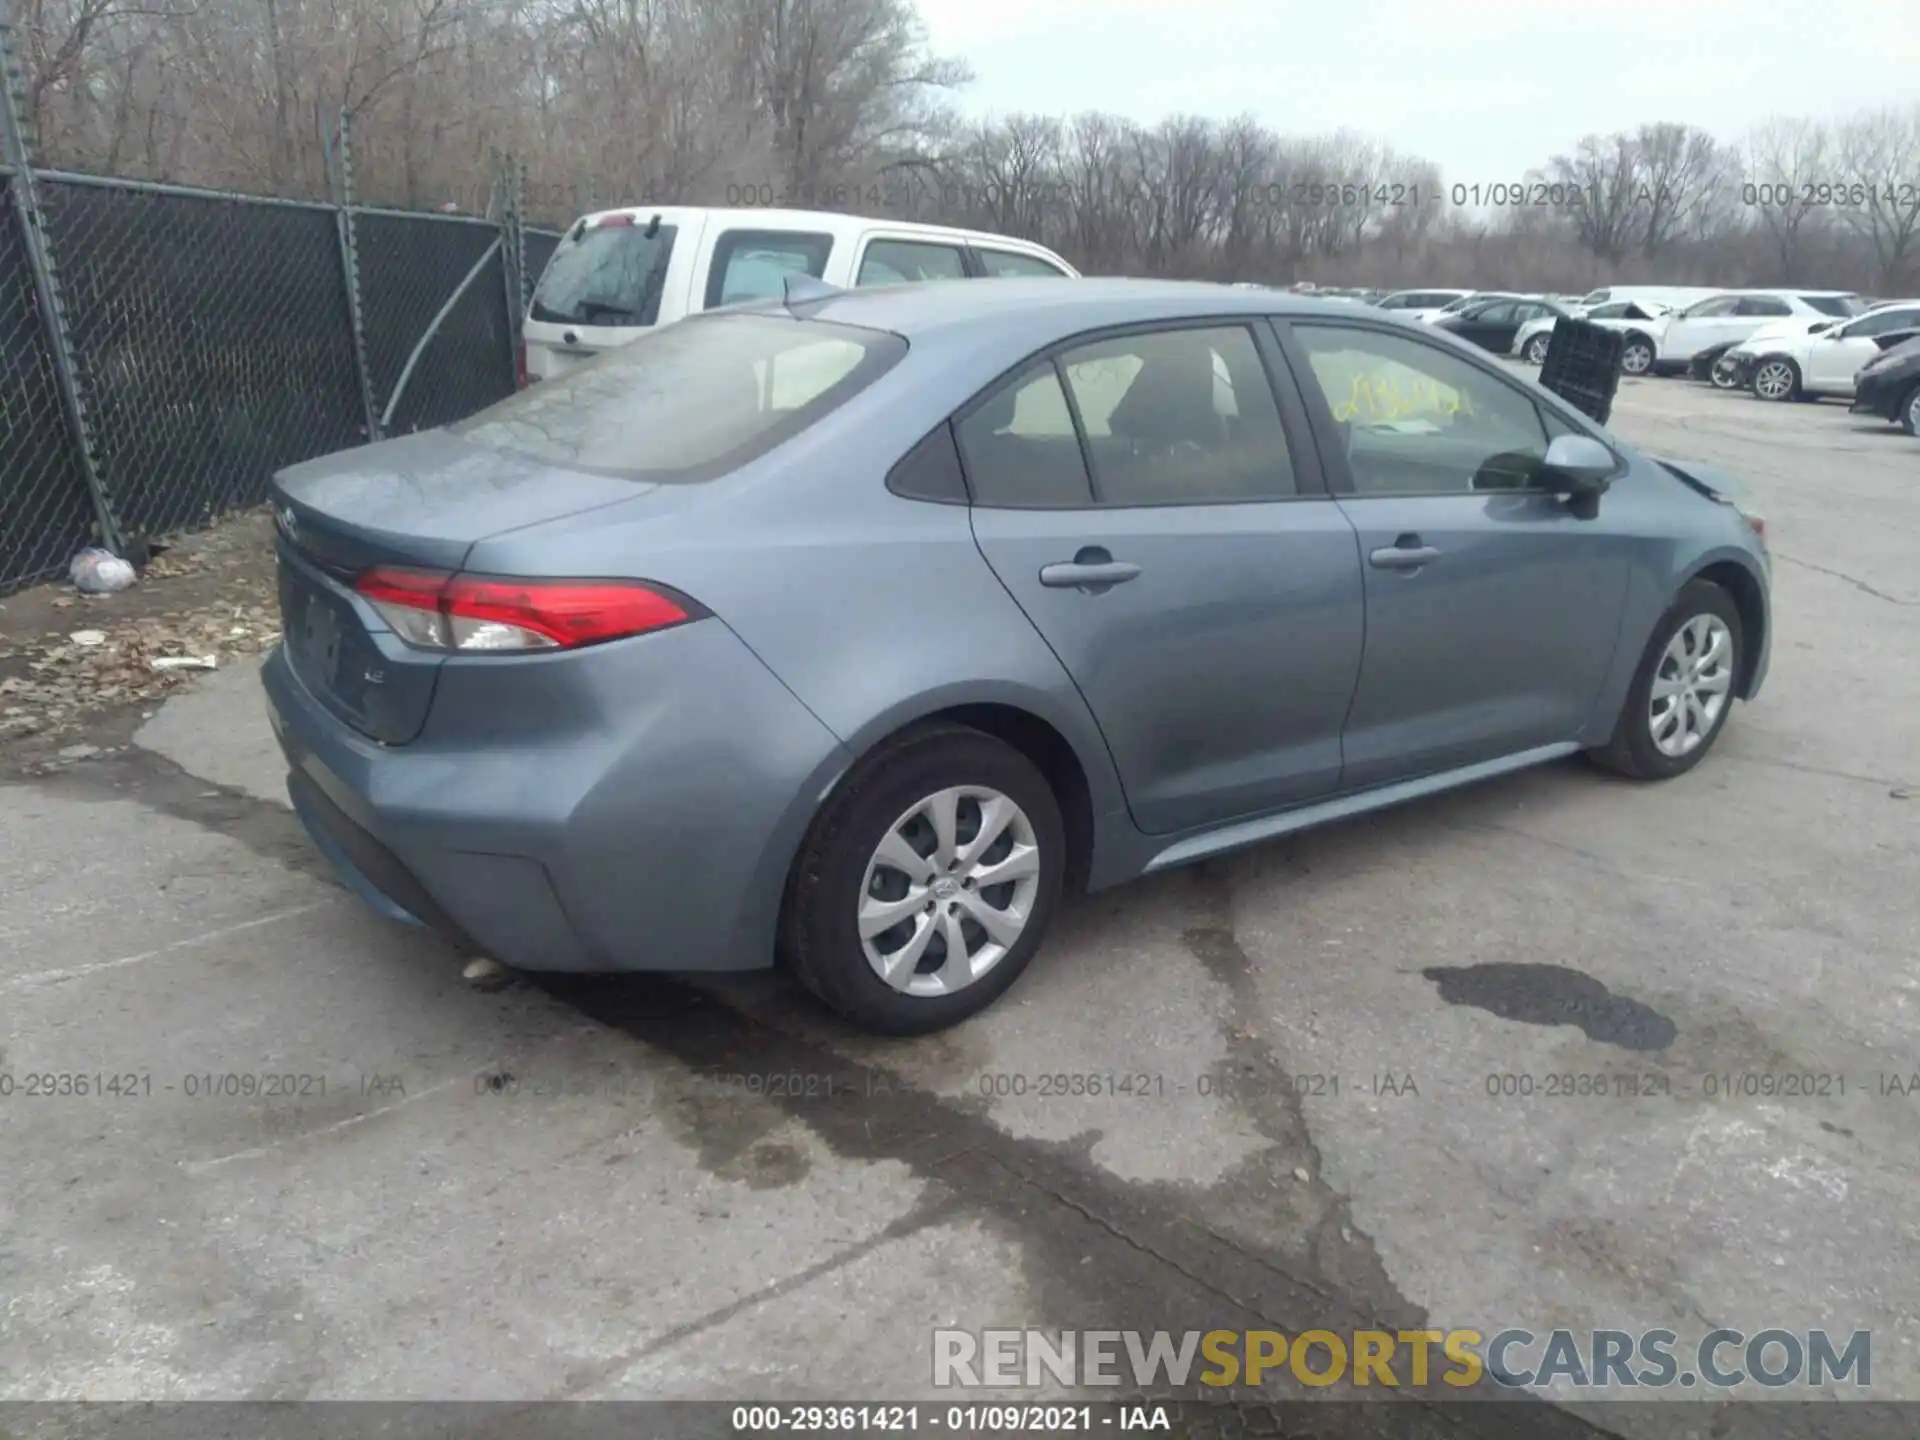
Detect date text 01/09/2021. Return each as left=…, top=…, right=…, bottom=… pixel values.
left=730, top=1404, right=1171, bottom=1432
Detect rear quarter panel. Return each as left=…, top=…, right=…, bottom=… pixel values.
left=463, top=348, right=1137, bottom=885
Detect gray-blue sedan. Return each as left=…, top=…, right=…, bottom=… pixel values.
left=263, top=277, right=1772, bottom=1033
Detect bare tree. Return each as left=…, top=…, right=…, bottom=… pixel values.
left=1834, top=104, right=1920, bottom=293
left=1742, top=116, right=1834, bottom=282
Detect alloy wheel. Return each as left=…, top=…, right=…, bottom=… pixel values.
left=1753, top=360, right=1796, bottom=401
left=1710, top=357, right=1741, bottom=389
left=1649, top=615, right=1734, bottom=759
left=1621, top=341, right=1653, bottom=375
left=857, top=786, right=1041, bottom=996
left=1526, top=335, right=1550, bottom=364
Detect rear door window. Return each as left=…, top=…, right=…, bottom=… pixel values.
left=1737, top=296, right=1792, bottom=317
left=975, top=248, right=1071, bottom=278
left=1802, top=294, right=1863, bottom=317
left=451, top=314, right=904, bottom=480
left=1058, top=324, right=1299, bottom=504
left=856, top=239, right=969, bottom=287
left=530, top=218, right=678, bottom=326
left=704, top=230, right=834, bottom=309
left=953, top=365, right=1096, bottom=507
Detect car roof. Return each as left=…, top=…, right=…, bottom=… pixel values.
left=722, top=276, right=1395, bottom=347
left=569, top=204, right=1070, bottom=259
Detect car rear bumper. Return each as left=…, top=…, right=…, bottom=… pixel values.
left=262, top=619, right=851, bottom=973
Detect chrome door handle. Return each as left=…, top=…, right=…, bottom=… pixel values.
left=1369, top=545, right=1441, bottom=570
left=1040, top=561, right=1143, bottom=588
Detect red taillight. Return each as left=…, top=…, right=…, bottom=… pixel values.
left=592, top=214, right=636, bottom=229
left=354, top=568, right=694, bottom=653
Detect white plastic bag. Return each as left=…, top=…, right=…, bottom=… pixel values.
left=70, top=547, right=136, bottom=594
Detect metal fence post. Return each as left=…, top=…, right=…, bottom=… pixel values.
left=328, top=107, right=381, bottom=444
left=0, top=0, right=123, bottom=555
left=497, top=150, right=527, bottom=381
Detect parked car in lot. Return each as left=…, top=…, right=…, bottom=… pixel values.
left=1429, top=293, right=1572, bottom=354
left=1725, top=300, right=1920, bottom=401
left=1709, top=312, right=1854, bottom=389
left=1513, top=298, right=1673, bottom=370
left=1849, top=333, right=1920, bottom=434
left=519, top=206, right=1078, bottom=385
left=1573, top=285, right=1721, bottom=313
left=1654, top=290, right=1866, bottom=378
left=263, top=278, right=1772, bottom=1034
left=1373, top=288, right=1475, bottom=321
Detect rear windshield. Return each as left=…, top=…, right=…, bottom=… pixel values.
left=451, top=313, right=906, bottom=480
left=530, top=220, right=679, bottom=326
left=1803, top=294, right=1865, bottom=317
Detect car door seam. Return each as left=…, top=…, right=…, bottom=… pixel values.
left=963, top=505, right=1135, bottom=820
left=1328, top=497, right=1371, bottom=760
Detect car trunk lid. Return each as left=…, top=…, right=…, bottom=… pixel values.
left=269, top=429, right=658, bottom=745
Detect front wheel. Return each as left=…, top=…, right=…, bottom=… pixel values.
left=1620, top=335, right=1654, bottom=375
left=1751, top=358, right=1799, bottom=402
left=1588, top=582, right=1743, bottom=781
left=780, top=723, right=1065, bottom=1034
left=1524, top=333, right=1551, bottom=365
left=1902, top=383, right=1920, bottom=436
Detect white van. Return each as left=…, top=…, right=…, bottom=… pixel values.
left=519, top=206, right=1080, bottom=385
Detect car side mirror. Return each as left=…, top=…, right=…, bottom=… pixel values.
left=1542, top=434, right=1614, bottom=515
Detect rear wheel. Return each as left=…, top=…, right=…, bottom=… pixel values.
left=1589, top=581, right=1743, bottom=781
left=1902, top=383, right=1920, bottom=436
left=1752, top=358, right=1799, bottom=402
left=1709, top=353, right=1742, bottom=389
left=1524, top=333, right=1551, bottom=365
left=780, top=723, right=1065, bottom=1034
left=1620, top=335, right=1654, bottom=375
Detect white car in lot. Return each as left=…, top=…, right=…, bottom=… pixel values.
left=1652, top=290, right=1866, bottom=377
left=1733, top=299, right=1920, bottom=402
left=519, top=206, right=1078, bottom=384
left=1371, top=288, right=1475, bottom=322
left=1512, top=297, right=1674, bottom=372
left=1571, top=285, right=1722, bottom=313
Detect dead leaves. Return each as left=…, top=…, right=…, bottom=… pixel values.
left=0, top=589, right=278, bottom=743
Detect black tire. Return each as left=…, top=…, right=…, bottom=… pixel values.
left=779, top=722, right=1066, bottom=1035
left=1524, top=333, right=1551, bottom=365
left=1750, top=357, right=1799, bottom=402
left=1588, top=581, right=1743, bottom=781
left=1902, top=383, right=1920, bottom=437
left=1620, top=334, right=1654, bottom=375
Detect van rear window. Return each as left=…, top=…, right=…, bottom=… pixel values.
left=530, top=220, right=679, bottom=326
left=451, top=313, right=906, bottom=480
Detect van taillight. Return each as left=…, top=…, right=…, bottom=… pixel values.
left=515, top=340, right=533, bottom=389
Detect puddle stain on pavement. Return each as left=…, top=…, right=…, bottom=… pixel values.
left=1421, top=962, right=1679, bottom=1051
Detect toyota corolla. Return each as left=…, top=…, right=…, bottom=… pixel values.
left=264, top=278, right=1771, bottom=1034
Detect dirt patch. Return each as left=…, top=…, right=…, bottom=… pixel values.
left=0, top=508, right=278, bottom=774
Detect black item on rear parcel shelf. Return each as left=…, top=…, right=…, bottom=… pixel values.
left=1538, top=317, right=1625, bottom=425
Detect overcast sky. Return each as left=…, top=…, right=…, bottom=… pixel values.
left=911, top=0, right=1919, bottom=183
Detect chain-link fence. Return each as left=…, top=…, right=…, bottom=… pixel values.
left=0, top=171, right=94, bottom=586
left=0, top=151, right=562, bottom=594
